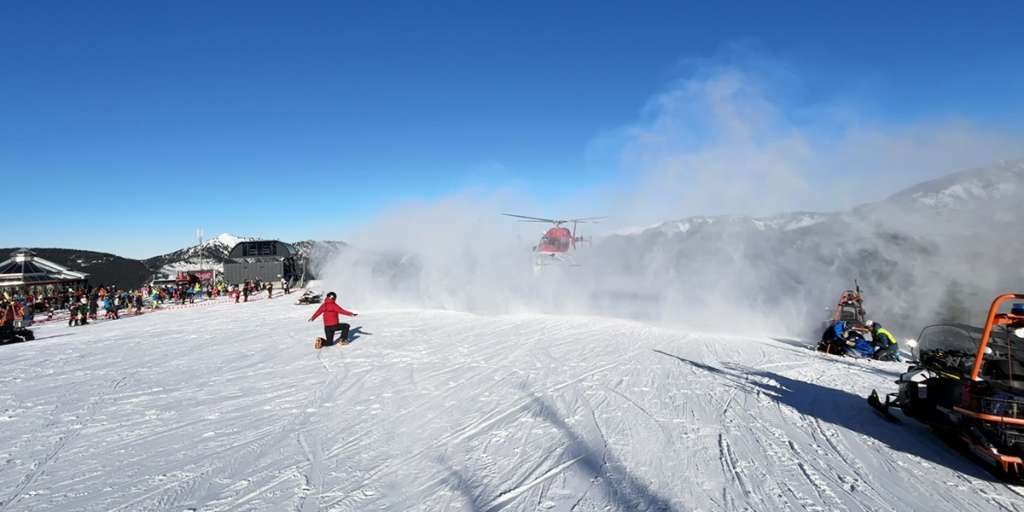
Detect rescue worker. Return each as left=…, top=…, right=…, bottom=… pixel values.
left=871, top=322, right=901, bottom=361
left=819, top=319, right=851, bottom=353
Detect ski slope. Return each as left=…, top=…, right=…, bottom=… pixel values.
left=1, top=294, right=1023, bottom=511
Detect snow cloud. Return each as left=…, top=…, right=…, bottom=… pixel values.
left=317, top=193, right=546, bottom=313
left=319, top=49, right=1024, bottom=338
left=599, top=51, right=1023, bottom=230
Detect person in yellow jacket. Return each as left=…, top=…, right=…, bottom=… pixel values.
left=870, top=322, right=901, bottom=361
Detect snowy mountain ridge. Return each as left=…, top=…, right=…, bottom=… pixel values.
left=888, top=159, right=1023, bottom=210
left=143, top=236, right=350, bottom=278
left=626, top=159, right=1023, bottom=240
left=587, top=159, right=1024, bottom=334
left=639, top=212, right=832, bottom=237
left=143, top=233, right=257, bottom=276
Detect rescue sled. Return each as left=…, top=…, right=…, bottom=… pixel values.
left=296, top=290, right=323, bottom=305
left=868, top=293, right=1024, bottom=479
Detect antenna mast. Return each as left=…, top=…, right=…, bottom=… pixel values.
left=196, top=228, right=204, bottom=283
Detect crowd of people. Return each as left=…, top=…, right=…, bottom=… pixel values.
left=0, top=277, right=296, bottom=340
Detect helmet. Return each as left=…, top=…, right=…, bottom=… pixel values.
left=871, top=321, right=881, bottom=330
left=326, top=292, right=337, bottom=300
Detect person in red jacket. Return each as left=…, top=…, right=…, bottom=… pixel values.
left=309, top=292, right=357, bottom=347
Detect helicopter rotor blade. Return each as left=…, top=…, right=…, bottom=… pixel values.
left=501, top=213, right=562, bottom=224
left=503, top=213, right=605, bottom=225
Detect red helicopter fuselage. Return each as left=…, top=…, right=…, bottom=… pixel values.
left=536, top=227, right=573, bottom=253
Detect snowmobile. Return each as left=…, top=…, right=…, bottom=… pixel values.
left=295, top=290, right=323, bottom=305
left=0, top=324, right=34, bottom=344
left=868, top=293, right=1024, bottom=479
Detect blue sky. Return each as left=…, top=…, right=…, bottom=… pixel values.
left=2, top=1, right=1022, bottom=258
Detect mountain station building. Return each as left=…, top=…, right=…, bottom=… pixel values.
left=222, top=240, right=300, bottom=285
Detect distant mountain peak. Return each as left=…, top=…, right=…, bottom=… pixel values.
left=628, top=212, right=832, bottom=238
left=204, top=233, right=250, bottom=249
left=144, top=233, right=255, bottom=276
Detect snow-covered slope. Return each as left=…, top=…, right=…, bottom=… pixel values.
left=2, top=296, right=1021, bottom=511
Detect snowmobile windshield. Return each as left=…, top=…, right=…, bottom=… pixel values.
left=916, top=324, right=982, bottom=375
left=980, top=325, right=1024, bottom=387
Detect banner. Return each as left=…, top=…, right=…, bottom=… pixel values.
left=177, top=271, right=215, bottom=282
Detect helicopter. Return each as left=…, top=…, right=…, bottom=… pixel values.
left=502, top=213, right=605, bottom=269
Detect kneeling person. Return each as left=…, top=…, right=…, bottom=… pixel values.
left=309, top=292, right=358, bottom=348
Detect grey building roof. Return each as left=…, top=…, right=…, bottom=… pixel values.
left=0, top=249, right=89, bottom=287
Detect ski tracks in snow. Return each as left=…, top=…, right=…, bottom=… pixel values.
left=3, top=300, right=1024, bottom=510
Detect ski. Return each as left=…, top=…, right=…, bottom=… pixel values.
left=867, top=390, right=902, bottom=424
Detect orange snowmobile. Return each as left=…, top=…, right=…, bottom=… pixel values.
left=830, top=285, right=870, bottom=335
left=869, top=293, right=1024, bottom=479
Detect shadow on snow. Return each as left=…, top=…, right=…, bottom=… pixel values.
left=652, top=348, right=995, bottom=481
left=442, top=393, right=679, bottom=512
left=347, top=326, right=373, bottom=344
